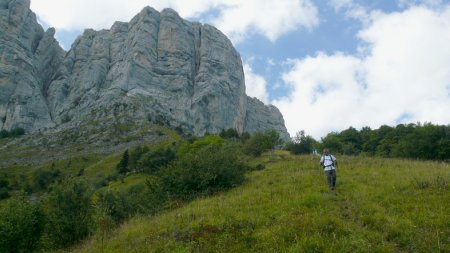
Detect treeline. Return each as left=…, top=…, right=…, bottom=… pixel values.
left=0, top=129, right=281, bottom=252
left=286, top=123, right=450, bottom=160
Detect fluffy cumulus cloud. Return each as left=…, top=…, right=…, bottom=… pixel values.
left=274, top=5, right=450, bottom=139
left=211, top=0, right=319, bottom=43
left=243, top=63, right=269, bottom=103
left=30, top=0, right=318, bottom=44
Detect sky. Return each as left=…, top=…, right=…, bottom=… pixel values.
left=29, top=0, right=450, bottom=139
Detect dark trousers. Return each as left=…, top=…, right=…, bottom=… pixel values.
left=325, top=169, right=336, bottom=189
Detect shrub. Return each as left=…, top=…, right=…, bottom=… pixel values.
left=177, top=135, right=224, bottom=156
left=31, top=168, right=61, bottom=192
left=159, top=143, right=246, bottom=199
left=285, top=130, right=317, bottom=155
left=93, top=176, right=168, bottom=224
left=220, top=128, right=240, bottom=139
left=0, top=188, right=9, bottom=200
left=0, top=196, right=45, bottom=253
left=137, top=147, right=175, bottom=173
left=44, top=179, right=93, bottom=248
left=128, top=145, right=149, bottom=172
left=0, top=128, right=25, bottom=139
left=244, top=129, right=281, bottom=157
left=0, top=175, right=10, bottom=200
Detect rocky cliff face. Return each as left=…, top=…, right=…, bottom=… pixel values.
left=0, top=0, right=63, bottom=131
left=0, top=1, right=290, bottom=139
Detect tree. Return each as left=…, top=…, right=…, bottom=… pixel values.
left=321, top=133, right=343, bottom=154
left=116, top=149, right=129, bottom=174
left=285, top=130, right=317, bottom=154
left=244, top=129, right=281, bottom=157
left=339, top=127, right=362, bottom=155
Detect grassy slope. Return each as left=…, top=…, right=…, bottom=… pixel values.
left=73, top=152, right=449, bottom=253
left=0, top=125, right=182, bottom=194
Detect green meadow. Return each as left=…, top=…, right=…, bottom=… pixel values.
left=72, top=152, right=449, bottom=253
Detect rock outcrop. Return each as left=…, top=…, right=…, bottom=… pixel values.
left=0, top=0, right=63, bottom=131
left=0, top=1, right=290, bottom=139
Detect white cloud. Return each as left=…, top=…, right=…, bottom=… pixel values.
left=398, top=0, right=445, bottom=8
left=211, top=0, right=319, bottom=43
left=30, top=0, right=319, bottom=44
left=274, top=5, right=450, bottom=139
left=243, top=63, right=269, bottom=103
left=328, top=0, right=378, bottom=24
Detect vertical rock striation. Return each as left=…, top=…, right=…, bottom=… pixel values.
left=0, top=3, right=290, bottom=139
left=0, top=0, right=63, bottom=131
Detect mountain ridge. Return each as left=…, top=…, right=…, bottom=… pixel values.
left=0, top=0, right=289, bottom=140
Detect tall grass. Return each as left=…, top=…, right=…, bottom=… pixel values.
left=72, top=152, right=449, bottom=253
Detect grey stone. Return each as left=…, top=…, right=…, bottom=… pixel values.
left=0, top=3, right=290, bottom=139
left=0, top=0, right=63, bottom=131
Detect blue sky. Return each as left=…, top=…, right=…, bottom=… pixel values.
left=30, top=0, right=450, bottom=138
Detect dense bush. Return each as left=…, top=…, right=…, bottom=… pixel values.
left=244, top=129, right=281, bottom=157
left=0, top=175, right=10, bottom=200
left=137, top=147, right=175, bottom=173
left=93, top=173, right=168, bottom=220
left=31, top=167, right=61, bottom=192
left=285, top=130, right=317, bottom=154
left=0, top=196, right=45, bottom=253
left=220, top=128, right=240, bottom=139
left=128, top=145, right=149, bottom=171
left=44, top=179, right=93, bottom=248
left=160, top=143, right=246, bottom=199
left=0, top=127, right=25, bottom=139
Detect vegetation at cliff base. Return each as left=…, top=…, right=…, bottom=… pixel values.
left=72, top=152, right=449, bottom=253
left=0, top=129, right=275, bottom=252
left=0, top=127, right=25, bottom=139
left=0, top=125, right=449, bottom=252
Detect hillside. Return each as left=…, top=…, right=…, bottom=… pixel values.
left=71, top=152, right=449, bottom=253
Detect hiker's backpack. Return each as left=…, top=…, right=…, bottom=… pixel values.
left=321, top=155, right=334, bottom=168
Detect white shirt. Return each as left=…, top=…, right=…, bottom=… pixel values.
left=320, top=155, right=336, bottom=171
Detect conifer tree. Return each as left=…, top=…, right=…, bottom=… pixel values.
left=116, top=150, right=129, bottom=174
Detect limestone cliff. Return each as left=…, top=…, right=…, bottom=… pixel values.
left=0, top=0, right=63, bottom=131
left=0, top=2, right=290, bottom=139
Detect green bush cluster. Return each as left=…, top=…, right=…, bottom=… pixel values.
left=284, top=130, right=317, bottom=155
left=0, top=129, right=280, bottom=252
left=0, top=196, right=45, bottom=253
left=43, top=179, right=93, bottom=248
left=244, top=129, right=281, bottom=157
left=94, top=176, right=167, bottom=222
left=160, top=143, right=247, bottom=199
left=0, top=128, right=25, bottom=139
left=116, top=145, right=176, bottom=174
left=0, top=174, right=10, bottom=200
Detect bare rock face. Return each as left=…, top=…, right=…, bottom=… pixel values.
left=0, top=3, right=289, bottom=139
left=0, top=0, right=63, bottom=131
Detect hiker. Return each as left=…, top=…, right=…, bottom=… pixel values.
left=320, top=148, right=337, bottom=190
